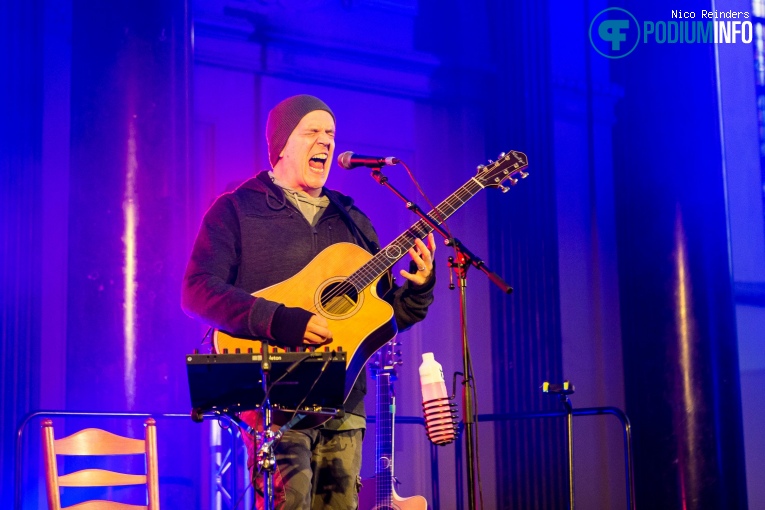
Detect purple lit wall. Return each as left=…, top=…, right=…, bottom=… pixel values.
left=3, top=0, right=764, bottom=509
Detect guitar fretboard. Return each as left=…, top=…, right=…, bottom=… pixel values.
left=375, top=372, right=394, bottom=506
left=348, top=177, right=484, bottom=290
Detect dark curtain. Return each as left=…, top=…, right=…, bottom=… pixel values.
left=0, top=1, right=44, bottom=506
left=612, top=1, right=748, bottom=507
left=65, top=0, right=201, bottom=504
left=485, top=0, right=567, bottom=508
left=1, top=0, right=202, bottom=507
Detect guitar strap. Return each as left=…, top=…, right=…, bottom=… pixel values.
left=324, top=190, right=398, bottom=297
left=324, top=190, right=380, bottom=255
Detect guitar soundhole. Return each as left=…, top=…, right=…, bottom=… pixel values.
left=318, top=280, right=361, bottom=318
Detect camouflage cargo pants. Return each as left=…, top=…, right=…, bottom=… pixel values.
left=250, top=427, right=363, bottom=510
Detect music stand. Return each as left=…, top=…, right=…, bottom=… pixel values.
left=187, top=349, right=346, bottom=509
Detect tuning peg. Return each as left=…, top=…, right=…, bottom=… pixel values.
left=498, top=152, right=506, bottom=159
left=395, top=350, right=402, bottom=357
left=476, top=164, right=485, bottom=172
left=500, top=185, right=510, bottom=193
left=509, top=176, right=519, bottom=185
left=519, top=170, right=529, bottom=179
left=395, top=360, right=404, bottom=366
left=488, top=159, right=494, bottom=164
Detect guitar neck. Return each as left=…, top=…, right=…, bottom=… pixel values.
left=370, top=362, right=428, bottom=510
left=375, top=372, right=394, bottom=503
left=349, top=177, right=484, bottom=289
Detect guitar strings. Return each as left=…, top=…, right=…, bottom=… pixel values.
left=376, top=371, right=394, bottom=505
left=336, top=156, right=522, bottom=317
left=218, top=163, right=523, bottom=353
left=303, top=224, right=429, bottom=316
left=303, top=181, right=480, bottom=316
left=247, top=176, right=489, bottom=353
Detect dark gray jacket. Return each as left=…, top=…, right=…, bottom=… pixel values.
left=181, top=171, right=434, bottom=419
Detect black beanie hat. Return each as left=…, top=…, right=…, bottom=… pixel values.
left=266, top=95, right=335, bottom=169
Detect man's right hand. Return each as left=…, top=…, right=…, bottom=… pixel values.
left=303, top=314, right=333, bottom=345
left=270, top=304, right=333, bottom=347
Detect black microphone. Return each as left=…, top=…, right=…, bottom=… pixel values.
left=337, top=151, right=399, bottom=169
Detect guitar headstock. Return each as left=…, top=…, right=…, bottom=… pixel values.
left=369, top=340, right=401, bottom=381
left=474, top=150, right=529, bottom=192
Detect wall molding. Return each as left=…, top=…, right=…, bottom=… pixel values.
left=194, top=6, right=440, bottom=98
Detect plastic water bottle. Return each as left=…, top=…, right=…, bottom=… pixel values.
left=419, top=352, right=456, bottom=444
left=419, top=352, right=448, bottom=402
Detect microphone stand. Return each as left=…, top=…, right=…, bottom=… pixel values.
left=369, top=168, right=512, bottom=510
left=258, top=340, right=277, bottom=510
left=256, top=342, right=308, bottom=510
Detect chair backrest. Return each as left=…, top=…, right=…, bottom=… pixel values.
left=41, top=418, right=160, bottom=510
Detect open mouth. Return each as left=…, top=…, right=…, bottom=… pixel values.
left=309, top=153, right=328, bottom=170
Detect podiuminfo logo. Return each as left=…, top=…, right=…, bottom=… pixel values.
left=590, top=7, right=752, bottom=58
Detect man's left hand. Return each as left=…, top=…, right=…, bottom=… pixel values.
left=400, top=233, right=436, bottom=286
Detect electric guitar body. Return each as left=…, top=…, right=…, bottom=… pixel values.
left=358, top=343, right=428, bottom=510
left=358, top=479, right=427, bottom=510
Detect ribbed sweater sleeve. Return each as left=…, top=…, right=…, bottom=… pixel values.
left=389, top=263, right=436, bottom=331
left=180, top=195, right=281, bottom=339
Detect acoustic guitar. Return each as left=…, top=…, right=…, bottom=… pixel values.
left=358, top=342, right=427, bottom=510
left=214, top=151, right=528, bottom=425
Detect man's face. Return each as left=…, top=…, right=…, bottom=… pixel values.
left=273, top=110, right=335, bottom=197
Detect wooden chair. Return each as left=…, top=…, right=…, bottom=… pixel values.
left=41, top=418, right=160, bottom=510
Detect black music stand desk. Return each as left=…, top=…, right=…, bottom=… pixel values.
left=187, top=351, right=346, bottom=416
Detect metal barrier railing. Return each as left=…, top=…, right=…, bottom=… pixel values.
left=465, top=408, right=636, bottom=510
left=366, top=406, right=635, bottom=510
left=16, top=407, right=633, bottom=510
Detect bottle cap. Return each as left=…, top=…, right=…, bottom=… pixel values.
left=422, top=352, right=435, bottom=362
